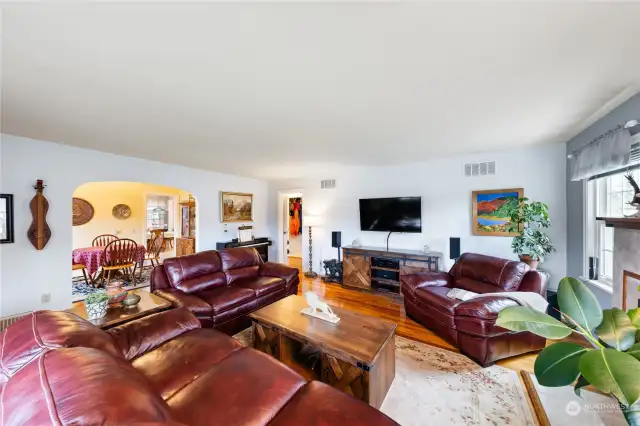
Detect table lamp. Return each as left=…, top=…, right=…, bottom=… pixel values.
left=304, top=215, right=322, bottom=278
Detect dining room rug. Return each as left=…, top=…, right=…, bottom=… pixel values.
left=232, top=329, right=534, bottom=426
left=71, top=265, right=153, bottom=302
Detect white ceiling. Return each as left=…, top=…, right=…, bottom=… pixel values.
left=3, top=2, right=640, bottom=180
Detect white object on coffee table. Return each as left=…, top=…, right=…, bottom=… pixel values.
left=301, top=291, right=340, bottom=323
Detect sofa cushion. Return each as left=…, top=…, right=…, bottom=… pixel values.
left=232, top=276, right=286, bottom=297
left=198, top=287, right=256, bottom=314
left=450, top=253, right=529, bottom=291
left=414, top=286, right=460, bottom=316
left=219, top=248, right=261, bottom=284
left=133, top=329, right=244, bottom=400
left=108, top=308, right=202, bottom=361
left=2, top=348, right=174, bottom=426
left=453, top=277, right=508, bottom=295
left=270, top=381, right=399, bottom=426
left=163, top=251, right=227, bottom=293
left=166, top=348, right=306, bottom=426
left=154, top=289, right=213, bottom=317
left=0, top=310, right=122, bottom=378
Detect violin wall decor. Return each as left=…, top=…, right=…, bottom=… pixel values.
left=27, top=179, right=52, bottom=250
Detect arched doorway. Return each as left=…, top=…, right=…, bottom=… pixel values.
left=71, top=181, right=196, bottom=301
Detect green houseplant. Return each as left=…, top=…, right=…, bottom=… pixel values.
left=496, top=277, right=640, bottom=424
left=508, top=197, right=555, bottom=269
left=84, top=292, right=110, bottom=320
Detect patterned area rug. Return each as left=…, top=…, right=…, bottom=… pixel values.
left=233, top=329, right=534, bottom=426
left=72, top=266, right=153, bottom=302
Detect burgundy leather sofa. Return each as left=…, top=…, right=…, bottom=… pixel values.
left=401, top=253, right=548, bottom=366
left=151, top=248, right=299, bottom=335
left=0, top=308, right=398, bottom=426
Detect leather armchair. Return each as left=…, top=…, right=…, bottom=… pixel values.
left=1, top=309, right=398, bottom=426
left=401, top=253, right=548, bottom=366
left=151, top=248, right=300, bottom=335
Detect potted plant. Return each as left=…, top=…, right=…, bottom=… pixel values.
left=84, top=292, right=110, bottom=320
left=496, top=277, right=640, bottom=424
left=508, top=197, right=555, bottom=269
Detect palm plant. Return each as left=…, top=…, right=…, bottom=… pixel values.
left=496, top=277, right=640, bottom=424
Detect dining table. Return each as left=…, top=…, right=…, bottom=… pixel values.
left=72, top=244, right=147, bottom=279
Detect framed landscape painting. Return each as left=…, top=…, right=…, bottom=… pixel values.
left=221, top=192, right=253, bottom=222
left=472, top=188, right=523, bottom=236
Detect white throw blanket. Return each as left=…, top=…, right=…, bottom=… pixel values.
left=446, top=288, right=548, bottom=313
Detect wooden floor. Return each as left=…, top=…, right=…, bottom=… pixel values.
left=289, top=256, right=538, bottom=374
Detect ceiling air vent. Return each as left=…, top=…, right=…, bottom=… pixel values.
left=320, top=179, right=336, bottom=189
left=464, top=161, right=496, bottom=177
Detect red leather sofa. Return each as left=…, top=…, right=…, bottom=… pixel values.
left=401, top=253, right=548, bottom=366
left=0, top=308, right=398, bottom=426
left=151, top=248, right=299, bottom=335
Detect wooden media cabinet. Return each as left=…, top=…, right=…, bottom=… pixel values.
left=342, top=245, right=443, bottom=294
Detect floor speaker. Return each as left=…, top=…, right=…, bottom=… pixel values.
left=332, top=231, right=341, bottom=248
left=449, top=237, right=460, bottom=260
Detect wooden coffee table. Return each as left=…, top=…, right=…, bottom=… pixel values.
left=68, top=290, right=171, bottom=329
left=249, top=295, right=397, bottom=408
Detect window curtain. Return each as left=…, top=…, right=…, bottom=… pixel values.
left=569, top=128, right=632, bottom=181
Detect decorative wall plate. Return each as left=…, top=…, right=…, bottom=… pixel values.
left=72, top=197, right=94, bottom=226
left=112, top=204, right=132, bottom=220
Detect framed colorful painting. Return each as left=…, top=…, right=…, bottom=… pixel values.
left=221, top=192, right=253, bottom=222
left=472, top=188, right=523, bottom=236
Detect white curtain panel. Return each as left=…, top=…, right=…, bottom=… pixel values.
left=570, top=128, right=631, bottom=181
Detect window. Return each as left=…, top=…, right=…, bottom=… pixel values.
left=585, top=137, right=640, bottom=285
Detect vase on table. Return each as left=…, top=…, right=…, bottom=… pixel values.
left=105, top=281, right=128, bottom=306
left=85, top=300, right=108, bottom=320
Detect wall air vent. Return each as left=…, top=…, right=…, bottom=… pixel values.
left=464, top=161, right=496, bottom=177
left=320, top=179, right=336, bottom=189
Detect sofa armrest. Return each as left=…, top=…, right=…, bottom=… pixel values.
left=260, top=262, right=299, bottom=287
left=150, top=265, right=171, bottom=291
left=454, top=296, right=519, bottom=320
left=518, top=270, right=548, bottom=297
left=154, top=289, right=212, bottom=315
left=401, top=271, right=453, bottom=295
left=108, top=308, right=200, bottom=360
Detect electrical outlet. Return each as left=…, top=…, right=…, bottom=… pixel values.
left=41, top=293, right=51, bottom=304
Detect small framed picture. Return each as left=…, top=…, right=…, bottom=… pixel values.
left=1, top=194, right=15, bottom=244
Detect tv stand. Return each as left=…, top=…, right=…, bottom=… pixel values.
left=342, top=245, right=442, bottom=295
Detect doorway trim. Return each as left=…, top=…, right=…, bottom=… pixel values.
left=277, top=190, right=303, bottom=264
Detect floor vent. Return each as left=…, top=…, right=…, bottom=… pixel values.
left=0, top=312, right=30, bottom=332
left=464, top=161, right=496, bottom=177
left=320, top=179, right=336, bottom=189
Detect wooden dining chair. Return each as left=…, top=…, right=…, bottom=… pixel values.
left=101, top=238, right=138, bottom=287
left=140, top=232, right=165, bottom=278
left=72, top=263, right=91, bottom=286
left=148, top=229, right=167, bottom=251
left=92, top=234, right=118, bottom=247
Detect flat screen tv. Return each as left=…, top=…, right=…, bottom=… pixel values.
left=359, top=197, right=422, bottom=233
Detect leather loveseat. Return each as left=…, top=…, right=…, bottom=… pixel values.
left=0, top=308, right=399, bottom=426
left=401, top=253, right=548, bottom=366
left=151, top=248, right=299, bottom=334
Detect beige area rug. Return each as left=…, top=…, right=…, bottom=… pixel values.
left=233, top=329, right=534, bottom=426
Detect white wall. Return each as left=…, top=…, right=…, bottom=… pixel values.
left=0, top=135, right=268, bottom=316
left=269, top=143, right=567, bottom=290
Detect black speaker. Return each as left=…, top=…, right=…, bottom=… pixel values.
left=449, top=237, right=460, bottom=260
left=332, top=231, right=342, bottom=248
